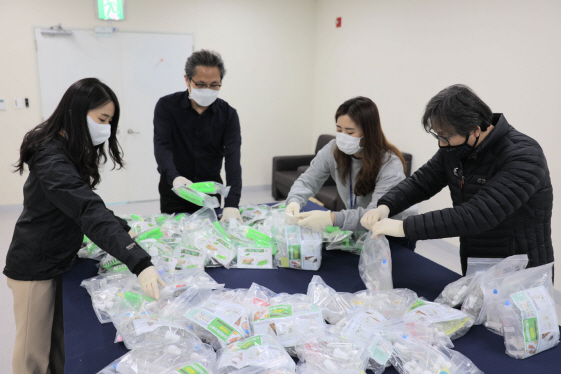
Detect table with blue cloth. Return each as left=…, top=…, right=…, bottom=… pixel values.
left=62, top=201, right=561, bottom=373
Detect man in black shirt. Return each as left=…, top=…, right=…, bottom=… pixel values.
left=153, top=50, right=242, bottom=220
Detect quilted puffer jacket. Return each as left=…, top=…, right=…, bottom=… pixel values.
left=378, top=114, right=553, bottom=275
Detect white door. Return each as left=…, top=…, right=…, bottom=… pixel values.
left=35, top=29, right=193, bottom=204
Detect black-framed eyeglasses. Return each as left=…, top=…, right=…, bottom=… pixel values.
left=429, top=130, right=459, bottom=146
left=191, top=79, right=222, bottom=90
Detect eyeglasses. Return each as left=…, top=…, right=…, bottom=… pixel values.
left=191, top=80, right=222, bottom=90
left=429, top=130, right=460, bottom=146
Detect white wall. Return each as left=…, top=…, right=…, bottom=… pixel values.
left=311, top=0, right=561, bottom=276
left=0, top=0, right=317, bottom=205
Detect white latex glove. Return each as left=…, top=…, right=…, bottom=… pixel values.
left=138, top=266, right=166, bottom=299
left=371, top=218, right=405, bottom=239
left=173, top=176, right=193, bottom=188
left=360, top=205, right=390, bottom=231
left=297, top=210, right=333, bottom=232
left=220, top=207, right=243, bottom=223
left=285, top=202, right=301, bottom=216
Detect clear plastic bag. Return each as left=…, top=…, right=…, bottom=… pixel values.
left=213, top=335, right=296, bottom=374
left=189, top=220, right=237, bottom=269
left=172, top=185, right=220, bottom=208
left=434, top=257, right=502, bottom=307
left=406, top=299, right=474, bottom=340
left=239, top=205, right=271, bottom=226
left=306, top=276, right=353, bottom=324
left=97, top=337, right=216, bottom=374
left=295, top=333, right=369, bottom=374
left=184, top=295, right=252, bottom=350
left=461, top=254, right=528, bottom=325
left=173, top=244, right=209, bottom=270
left=251, top=303, right=325, bottom=354
left=80, top=273, right=134, bottom=324
left=162, top=361, right=214, bottom=374
left=280, top=225, right=322, bottom=270
left=190, top=181, right=231, bottom=197
left=244, top=283, right=277, bottom=308
left=485, top=262, right=554, bottom=335
left=502, top=285, right=559, bottom=359
left=347, top=289, right=418, bottom=320
left=358, top=235, right=392, bottom=291
left=390, top=333, right=483, bottom=374
left=325, top=231, right=367, bottom=255
left=322, top=226, right=354, bottom=244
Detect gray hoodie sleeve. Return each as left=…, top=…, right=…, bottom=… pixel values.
left=333, top=153, right=417, bottom=231
left=286, top=142, right=333, bottom=208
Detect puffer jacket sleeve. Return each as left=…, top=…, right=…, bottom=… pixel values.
left=30, top=148, right=152, bottom=275
left=377, top=150, right=448, bottom=216
left=403, top=146, right=548, bottom=240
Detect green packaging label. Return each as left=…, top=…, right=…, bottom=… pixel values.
left=407, top=299, right=428, bottom=312
left=208, top=318, right=236, bottom=342
left=181, top=249, right=200, bottom=257
left=172, top=362, right=208, bottom=374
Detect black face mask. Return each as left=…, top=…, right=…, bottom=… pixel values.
left=439, top=134, right=480, bottom=161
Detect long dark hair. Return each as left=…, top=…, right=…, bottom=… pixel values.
left=15, top=78, right=124, bottom=188
left=334, top=97, right=405, bottom=197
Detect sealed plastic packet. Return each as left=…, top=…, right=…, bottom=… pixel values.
left=406, top=299, right=474, bottom=340
left=173, top=185, right=220, bottom=208
left=184, top=295, right=252, bottom=350
left=213, top=334, right=296, bottom=374
left=188, top=214, right=237, bottom=269
left=434, top=257, right=503, bottom=307
left=461, top=254, right=528, bottom=325
left=306, top=276, right=353, bottom=324
left=358, top=235, right=392, bottom=290
left=190, top=181, right=231, bottom=197
left=236, top=246, right=276, bottom=269
left=502, top=285, right=559, bottom=359
left=80, top=272, right=134, bottom=324
left=243, top=283, right=277, bottom=308
left=97, top=337, right=216, bottom=374
left=485, top=262, right=554, bottom=335
left=322, top=226, right=354, bottom=244
left=239, top=204, right=271, bottom=226
left=325, top=230, right=367, bottom=255
left=162, top=362, right=213, bottom=374
left=159, top=268, right=223, bottom=301
left=280, top=225, right=322, bottom=270
left=252, top=303, right=325, bottom=354
left=295, top=333, right=369, bottom=374
left=348, top=289, right=418, bottom=320
left=98, top=253, right=130, bottom=274
left=174, top=244, right=209, bottom=270
left=77, top=236, right=107, bottom=260
left=390, top=333, right=483, bottom=374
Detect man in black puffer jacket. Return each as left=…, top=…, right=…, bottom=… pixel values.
left=361, top=84, right=553, bottom=275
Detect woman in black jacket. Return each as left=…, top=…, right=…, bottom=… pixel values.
left=4, top=78, right=164, bottom=374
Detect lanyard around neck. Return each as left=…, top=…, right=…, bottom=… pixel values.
left=349, top=165, right=357, bottom=210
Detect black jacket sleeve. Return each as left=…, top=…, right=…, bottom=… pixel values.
left=154, top=98, right=181, bottom=186
left=31, top=150, right=151, bottom=275
left=403, top=146, right=548, bottom=240
left=223, top=109, right=242, bottom=208
left=378, top=151, right=448, bottom=216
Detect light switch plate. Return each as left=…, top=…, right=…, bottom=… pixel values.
left=14, top=97, right=23, bottom=109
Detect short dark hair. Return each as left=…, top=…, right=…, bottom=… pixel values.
left=184, top=50, right=226, bottom=80
left=422, top=84, right=493, bottom=136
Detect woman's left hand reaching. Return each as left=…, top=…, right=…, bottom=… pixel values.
left=370, top=218, right=405, bottom=239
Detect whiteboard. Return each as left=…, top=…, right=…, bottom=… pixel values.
left=35, top=29, right=193, bottom=203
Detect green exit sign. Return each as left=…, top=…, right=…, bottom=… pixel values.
left=97, top=0, right=125, bottom=21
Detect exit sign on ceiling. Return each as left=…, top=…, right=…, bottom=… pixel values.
left=97, top=0, right=125, bottom=21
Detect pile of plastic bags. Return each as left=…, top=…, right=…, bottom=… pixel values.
left=434, top=254, right=559, bottom=359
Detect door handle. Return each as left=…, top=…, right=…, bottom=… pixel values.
left=127, top=129, right=140, bottom=134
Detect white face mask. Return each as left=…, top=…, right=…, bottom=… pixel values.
left=86, top=116, right=111, bottom=146
left=336, top=132, right=363, bottom=155
left=189, top=83, right=220, bottom=107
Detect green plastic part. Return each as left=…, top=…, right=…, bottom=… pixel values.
left=246, top=228, right=271, bottom=244
left=190, top=182, right=216, bottom=194
left=131, top=214, right=143, bottom=221
left=135, top=227, right=163, bottom=241
left=123, top=291, right=155, bottom=308
left=325, top=226, right=340, bottom=233
left=178, top=187, right=205, bottom=205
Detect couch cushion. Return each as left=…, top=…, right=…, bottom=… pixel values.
left=274, top=170, right=300, bottom=189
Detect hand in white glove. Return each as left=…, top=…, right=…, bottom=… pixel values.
left=360, top=205, right=390, bottom=231
left=371, top=218, right=405, bottom=239
left=173, top=176, right=193, bottom=188
left=138, top=266, right=166, bottom=299
left=285, top=202, right=301, bottom=216
left=297, top=210, right=333, bottom=232
left=220, top=207, right=243, bottom=223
